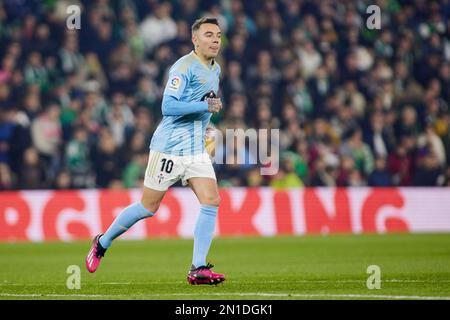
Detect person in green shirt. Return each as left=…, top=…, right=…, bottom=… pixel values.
left=270, top=152, right=304, bottom=189
left=65, top=126, right=91, bottom=188
left=122, top=152, right=147, bottom=188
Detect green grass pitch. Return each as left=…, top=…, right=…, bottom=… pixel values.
left=1, top=233, right=450, bottom=300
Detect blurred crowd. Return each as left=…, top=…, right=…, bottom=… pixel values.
left=1, top=0, right=450, bottom=190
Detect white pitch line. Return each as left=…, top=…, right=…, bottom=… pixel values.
left=1, top=292, right=450, bottom=300
left=0, top=293, right=107, bottom=298
left=241, top=280, right=450, bottom=284
left=2, top=279, right=450, bottom=286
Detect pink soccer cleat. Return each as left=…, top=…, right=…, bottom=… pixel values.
left=187, top=263, right=225, bottom=285
left=85, top=234, right=107, bottom=273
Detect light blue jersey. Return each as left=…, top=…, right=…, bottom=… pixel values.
left=150, top=51, right=221, bottom=156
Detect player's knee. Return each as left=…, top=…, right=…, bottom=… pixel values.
left=140, top=198, right=161, bottom=213
left=202, top=194, right=221, bottom=207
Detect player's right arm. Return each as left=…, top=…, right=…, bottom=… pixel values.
left=162, top=96, right=208, bottom=116
left=161, top=68, right=221, bottom=116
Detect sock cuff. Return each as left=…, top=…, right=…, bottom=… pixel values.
left=137, top=202, right=155, bottom=218
left=200, top=205, right=218, bottom=217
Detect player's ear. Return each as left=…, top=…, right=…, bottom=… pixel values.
left=192, top=34, right=198, bottom=48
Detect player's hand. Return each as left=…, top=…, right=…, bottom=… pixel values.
left=206, top=97, right=222, bottom=113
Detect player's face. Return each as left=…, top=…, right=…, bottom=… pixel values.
left=193, top=23, right=221, bottom=59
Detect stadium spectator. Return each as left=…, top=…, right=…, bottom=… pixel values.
left=368, top=156, right=393, bottom=187
left=309, top=157, right=337, bottom=187
left=139, top=1, right=177, bottom=53
left=122, top=151, right=147, bottom=189
left=413, top=152, right=442, bottom=186
left=0, top=108, right=15, bottom=164
left=59, top=33, right=85, bottom=77
left=54, top=170, right=72, bottom=190
left=65, top=126, right=92, bottom=188
left=363, top=111, right=393, bottom=159
left=18, top=147, right=45, bottom=189
left=270, top=152, right=304, bottom=189
left=30, top=102, right=62, bottom=184
left=0, top=162, right=14, bottom=189
left=93, top=127, right=122, bottom=188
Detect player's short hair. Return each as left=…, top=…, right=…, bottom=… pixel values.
left=191, top=17, right=220, bottom=34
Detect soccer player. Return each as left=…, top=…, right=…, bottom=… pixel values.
left=85, top=17, right=225, bottom=285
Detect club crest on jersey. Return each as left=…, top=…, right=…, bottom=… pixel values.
left=168, top=76, right=181, bottom=91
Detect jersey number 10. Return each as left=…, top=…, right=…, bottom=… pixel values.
left=160, top=158, right=174, bottom=173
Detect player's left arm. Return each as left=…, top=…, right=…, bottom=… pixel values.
left=161, top=66, right=210, bottom=116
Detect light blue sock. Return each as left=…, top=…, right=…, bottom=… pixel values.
left=99, top=202, right=154, bottom=249
left=192, top=205, right=218, bottom=268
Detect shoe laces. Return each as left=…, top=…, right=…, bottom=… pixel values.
left=197, top=262, right=214, bottom=270
left=96, top=241, right=107, bottom=258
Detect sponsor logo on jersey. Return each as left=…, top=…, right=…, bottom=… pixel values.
left=168, top=76, right=181, bottom=91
